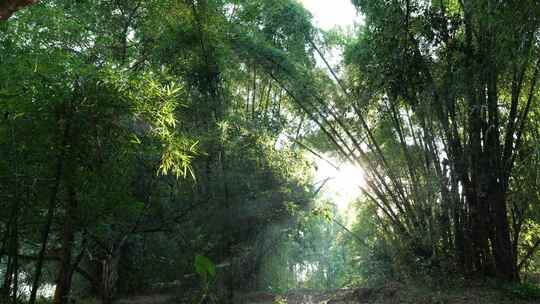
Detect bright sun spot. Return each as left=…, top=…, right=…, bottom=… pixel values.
left=299, top=0, right=360, bottom=31
left=312, top=154, right=366, bottom=212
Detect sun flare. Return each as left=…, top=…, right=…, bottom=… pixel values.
left=312, top=154, right=366, bottom=212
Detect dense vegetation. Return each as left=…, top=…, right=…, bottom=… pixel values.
left=1, top=0, right=539, bottom=304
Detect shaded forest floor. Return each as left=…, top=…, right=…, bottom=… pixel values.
left=237, top=283, right=540, bottom=303
left=114, top=281, right=540, bottom=304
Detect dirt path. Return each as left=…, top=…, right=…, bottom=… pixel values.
left=115, top=289, right=362, bottom=304
left=116, top=294, right=175, bottom=304
left=114, top=282, right=539, bottom=304
left=239, top=288, right=362, bottom=304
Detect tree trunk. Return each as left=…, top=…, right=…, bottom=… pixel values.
left=1, top=193, right=20, bottom=301
left=53, top=186, right=77, bottom=304
left=29, top=109, right=72, bottom=304
left=489, top=189, right=518, bottom=281
left=0, top=230, right=8, bottom=298
left=11, top=198, right=19, bottom=304
left=1, top=222, right=13, bottom=299
left=100, top=253, right=120, bottom=304
left=0, top=0, right=37, bottom=20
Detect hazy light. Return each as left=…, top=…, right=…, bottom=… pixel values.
left=300, top=0, right=357, bottom=30
left=296, top=1, right=364, bottom=210
left=312, top=154, right=365, bottom=212
left=16, top=272, right=55, bottom=299
left=299, top=0, right=363, bottom=78
left=300, top=0, right=359, bottom=31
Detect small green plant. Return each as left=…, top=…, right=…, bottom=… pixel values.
left=273, top=295, right=287, bottom=304
left=195, top=254, right=216, bottom=283
left=194, top=254, right=217, bottom=304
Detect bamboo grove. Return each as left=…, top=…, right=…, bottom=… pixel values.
left=1, top=0, right=540, bottom=304
left=230, top=0, right=540, bottom=281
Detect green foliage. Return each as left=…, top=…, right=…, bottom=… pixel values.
left=255, top=197, right=359, bottom=291
left=273, top=295, right=288, bottom=304
left=502, top=282, right=540, bottom=300
left=195, top=255, right=216, bottom=283
left=336, top=0, right=540, bottom=283
left=2, top=0, right=539, bottom=302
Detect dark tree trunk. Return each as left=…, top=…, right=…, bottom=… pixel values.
left=2, top=191, right=20, bottom=302
left=29, top=108, right=72, bottom=304
left=100, top=254, right=120, bottom=304
left=1, top=220, right=14, bottom=299
left=489, top=190, right=518, bottom=281
left=0, top=0, right=37, bottom=20
left=53, top=186, right=77, bottom=304
left=11, top=198, right=19, bottom=304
